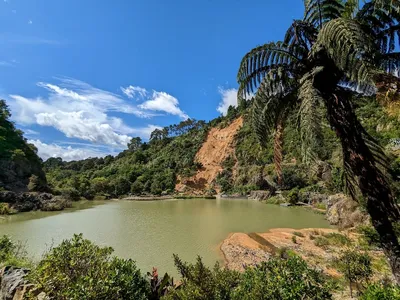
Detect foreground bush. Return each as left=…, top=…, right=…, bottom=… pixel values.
left=163, top=255, right=241, bottom=300
left=164, top=255, right=333, bottom=300
left=0, top=235, right=30, bottom=267
left=29, top=234, right=149, bottom=300
left=232, top=256, right=333, bottom=300
left=360, top=284, right=400, bottom=300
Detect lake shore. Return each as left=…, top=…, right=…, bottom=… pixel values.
left=220, top=227, right=390, bottom=280
left=122, top=195, right=217, bottom=201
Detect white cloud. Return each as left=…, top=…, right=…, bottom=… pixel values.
left=29, top=139, right=110, bottom=161
left=28, top=20, right=33, bottom=25
left=217, top=87, right=238, bottom=115
left=139, top=91, right=189, bottom=119
left=8, top=78, right=161, bottom=147
left=121, top=84, right=188, bottom=119
left=121, top=85, right=147, bottom=99
left=35, top=111, right=132, bottom=147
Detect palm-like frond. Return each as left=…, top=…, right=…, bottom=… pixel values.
left=314, top=18, right=376, bottom=89
left=237, top=42, right=305, bottom=96
left=251, top=74, right=297, bottom=147
left=298, top=71, right=324, bottom=165
left=304, top=0, right=344, bottom=28
left=373, top=0, right=400, bottom=13
left=284, top=20, right=318, bottom=51
left=357, top=1, right=400, bottom=55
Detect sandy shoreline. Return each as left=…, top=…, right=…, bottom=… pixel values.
left=220, top=228, right=342, bottom=273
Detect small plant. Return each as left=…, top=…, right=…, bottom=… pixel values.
left=292, top=235, right=297, bottom=244
left=323, top=232, right=351, bottom=246
left=287, top=188, right=300, bottom=205
left=314, top=236, right=329, bottom=248
left=314, top=202, right=327, bottom=210
left=335, top=250, right=372, bottom=297
left=293, top=231, right=305, bottom=238
left=0, top=203, right=11, bottom=215
left=147, top=267, right=175, bottom=300
left=0, top=235, right=30, bottom=268
left=360, top=283, right=400, bottom=300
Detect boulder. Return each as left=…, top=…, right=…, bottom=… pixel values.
left=326, top=193, right=369, bottom=229
left=0, top=267, right=29, bottom=300
left=40, top=196, right=72, bottom=211
left=248, top=190, right=275, bottom=201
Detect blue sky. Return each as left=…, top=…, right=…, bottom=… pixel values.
left=0, top=0, right=304, bottom=161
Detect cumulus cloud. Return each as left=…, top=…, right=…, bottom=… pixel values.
left=139, top=91, right=189, bottom=119
left=217, top=87, right=238, bottom=115
left=29, top=139, right=111, bottom=161
left=121, top=85, right=188, bottom=119
left=8, top=78, right=160, bottom=147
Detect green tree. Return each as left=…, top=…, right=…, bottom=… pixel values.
left=127, top=137, right=142, bottom=152
left=237, top=0, right=400, bottom=281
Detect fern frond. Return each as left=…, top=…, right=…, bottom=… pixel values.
left=284, top=20, right=318, bottom=51
left=314, top=18, right=376, bottom=87
left=304, top=0, right=344, bottom=28
left=251, top=75, right=298, bottom=147
left=298, top=71, right=324, bottom=165
left=237, top=42, right=304, bottom=94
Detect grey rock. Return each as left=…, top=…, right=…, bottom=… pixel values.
left=0, top=267, right=29, bottom=300
left=0, top=191, right=70, bottom=213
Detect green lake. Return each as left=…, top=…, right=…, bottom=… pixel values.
left=0, top=198, right=331, bottom=275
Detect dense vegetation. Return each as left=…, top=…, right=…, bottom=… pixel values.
left=0, top=100, right=47, bottom=192
left=43, top=118, right=210, bottom=199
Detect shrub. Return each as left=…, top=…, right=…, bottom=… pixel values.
left=163, top=255, right=241, bottom=300
left=291, top=236, right=297, bottom=244
left=357, top=225, right=380, bottom=248
left=360, top=284, right=400, bottom=300
left=60, top=188, right=80, bottom=201
left=314, top=233, right=351, bottom=248
left=335, top=250, right=372, bottom=297
left=323, top=232, right=351, bottom=246
left=233, top=256, right=333, bottom=299
left=30, top=234, right=149, bottom=300
left=287, top=188, right=300, bottom=205
left=293, top=231, right=305, bottom=237
left=0, top=235, right=30, bottom=268
left=0, top=203, right=11, bottom=215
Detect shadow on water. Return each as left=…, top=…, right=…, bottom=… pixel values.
left=0, top=200, right=109, bottom=224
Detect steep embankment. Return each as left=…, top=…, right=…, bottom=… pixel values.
left=175, top=117, right=243, bottom=194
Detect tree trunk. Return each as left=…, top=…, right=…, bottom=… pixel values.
left=274, top=119, right=284, bottom=187
left=325, top=92, right=400, bottom=283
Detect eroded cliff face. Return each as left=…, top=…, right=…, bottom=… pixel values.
left=175, top=117, right=243, bottom=194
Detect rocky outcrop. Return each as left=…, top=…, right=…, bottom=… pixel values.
left=248, top=189, right=276, bottom=201
left=0, top=267, right=29, bottom=300
left=326, top=193, right=369, bottom=229
left=0, top=192, right=71, bottom=213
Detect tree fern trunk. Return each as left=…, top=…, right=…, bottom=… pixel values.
left=274, top=119, right=284, bottom=187
left=325, top=93, right=400, bottom=283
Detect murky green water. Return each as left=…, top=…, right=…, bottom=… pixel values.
left=0, top=199, right=330, bottom=275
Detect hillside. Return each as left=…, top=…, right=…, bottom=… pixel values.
left=0, top=100, right=47, bottom=192
left=40, top=95, right=400, bottom=200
